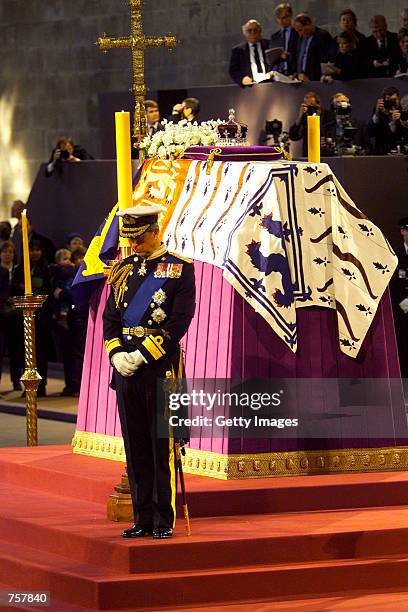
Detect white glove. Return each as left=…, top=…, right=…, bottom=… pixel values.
left=128, top=350, right=147, bottom=369
left=399, top=297, right=408, bottom=314
left=112, top=352, right=137, bottom=377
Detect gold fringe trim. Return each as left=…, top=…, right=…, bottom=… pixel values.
left=72, top=431, right=408, bottom=479
left=107, top=261, right=133, bottom=306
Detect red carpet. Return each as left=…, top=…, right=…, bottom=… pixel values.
left=0, top=446, right=408, bottom=610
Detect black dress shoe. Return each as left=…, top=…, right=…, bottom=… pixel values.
left=122, top=524, right=153, bottom=538
left=152, top=527, right=173, bottom=539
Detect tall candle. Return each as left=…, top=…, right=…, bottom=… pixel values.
left=21, top=209, right=32, bottom=295
left=115, top=111, right=133, bottom=211
left=307, top=115, right=320, bottom=163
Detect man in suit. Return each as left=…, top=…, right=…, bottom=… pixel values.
left=293, top=13, right=332, bottom=81
left=365, top=15, right=399, bottom=78
left=229, top=19, right=273, bottom=87
left=270, top=3, right=299, bottom=76
left=391, top=217, right=408, bottom=378
left=103, top=205, right=196, bottom=539
left=144, top=100, right=164, bottom=136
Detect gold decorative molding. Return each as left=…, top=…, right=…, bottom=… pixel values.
left=72, top=431, right=126, bottom=462
left=72, top=432, right=408, bottom=479
left=181, top=446, right=408, bottom=480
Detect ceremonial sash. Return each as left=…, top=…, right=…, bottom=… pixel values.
left=122, top=254, right=181, bottom=330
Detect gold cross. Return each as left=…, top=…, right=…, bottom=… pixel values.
left=97, top=0, right=178, bottom=146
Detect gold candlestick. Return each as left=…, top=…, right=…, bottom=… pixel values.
left=12, top=294, right=47, bottom=446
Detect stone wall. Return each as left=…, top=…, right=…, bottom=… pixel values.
left=0, top=0, right=407, bottom=211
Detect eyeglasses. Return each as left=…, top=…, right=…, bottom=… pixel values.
left=246, top=28, right=260, bottom=32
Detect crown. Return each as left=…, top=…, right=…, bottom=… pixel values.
left=217, top=108, right=248, bottom=145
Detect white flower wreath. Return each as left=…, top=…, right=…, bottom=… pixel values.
left=140, top=118, right=222, bottom=160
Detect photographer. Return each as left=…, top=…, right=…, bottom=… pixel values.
left=45, top=137, right=93, bottom=177
left=289, top=91, right=335, bottom=157
left=368, top=86, right=401, bottom=154
left=325, top=93, right=370, bottom=155
left=389, top=94, right=408, bottom=154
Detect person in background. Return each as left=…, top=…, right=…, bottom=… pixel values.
left=365, top=15, right=399, bottom=78
left=293, top=13, right=332, bottom=81
left=170, top=97, right=201, bottom=122
left=144, top=100, right=164, bottom=136
left=390, top=31, right=408, bottom=75
left=368, top=85, right=401, bottom=154
left=324, top=92, right=371, bottom=154
left=11, top=240, right=52, bottom=396
left=65, top=246, right=89, bottom=397
left=0, top=241, right=16, bottom=282
left=389, top=94, right=408, bottom=153
left=45, top=136, right=93, bottom=177
left=330, top=9, right=366, bottom=60
left=289, top=91, right=335, bottom=156
left=321, top=30, right=364, bottom=82
left=0, top=241, right=21, bottom=390
left=400, top=8, right=408, bottom=34
left=229, top=19, right=273, bottom=86
left=0, top=246, right=11, bottom=388
left=51, top=249, right=78, bottom=396
left=270, top=3, right=298, bottom=75
left=66, top=233, right=85, bottom=252
left=0, top=221, right=12, bottom=248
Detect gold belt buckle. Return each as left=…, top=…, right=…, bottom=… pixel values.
left=133, top=326, right=145, bottom=337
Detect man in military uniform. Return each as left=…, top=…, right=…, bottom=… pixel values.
left=103, top=205, right=196, bottom=539
left=391, top=217, right=408, bottom=379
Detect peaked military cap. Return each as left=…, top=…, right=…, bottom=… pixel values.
left=398, top=217, right=408, bottom=230
left=117, top=204, right=165, bottom=238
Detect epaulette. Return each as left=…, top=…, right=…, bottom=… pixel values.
left=107, top=260, right=133, bottom=307
left=168, top=251, right=193, bottom=264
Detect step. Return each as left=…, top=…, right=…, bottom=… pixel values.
left=2, top=537, right=408, bottom=610
left=2, top=445, right=408, bottom=517
left=4, top=588, right=408, bottom=612
left=3, top=482, right=408, bottom=575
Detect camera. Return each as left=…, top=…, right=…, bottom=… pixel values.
left=264, top=119, right=290, bottom=153
left=332, top=100, right=352, bottom=116
left=60, top=149, right=70, bottom=161
left=332, top=99, right=359, bottom=156
left=307, top=104, right=319, bottom=115
left=383, top=98, right=396, bottom=111
left=265, top=119, right=283, bottom=139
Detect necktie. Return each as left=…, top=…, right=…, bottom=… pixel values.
left=283, top=28, right=288, bottom=72
left=253, top=44, right=264, bottom=72
left=283, top=28, right=288, bottom=50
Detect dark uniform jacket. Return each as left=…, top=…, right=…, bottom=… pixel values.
left=103, top=246, right=196, bottom=376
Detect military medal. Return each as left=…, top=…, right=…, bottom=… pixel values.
left=138, top=259, right=148, bottom=276
left=154, top=263, right=183, bottom=278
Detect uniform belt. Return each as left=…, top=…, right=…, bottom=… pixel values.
left=122, top=326, right=161, bottom=338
